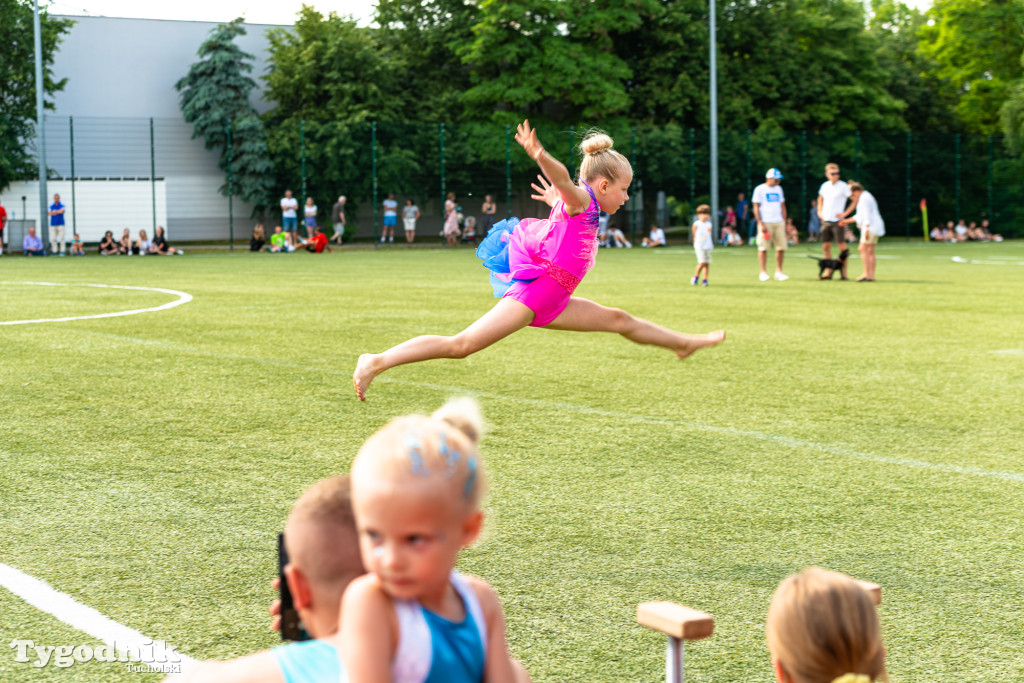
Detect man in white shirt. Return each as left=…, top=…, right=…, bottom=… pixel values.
left=816, top=163, right=857, bottom=280
left=840, top=181, right=884, bottom=282
left=280, top=190, right=299, bottom=246
left=752, top=168, right=789, bottom=281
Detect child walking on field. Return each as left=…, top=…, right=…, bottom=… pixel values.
left=691, top=204, right=713, bottom=287
left=353, top=120, right=725, bottom=400
left=340, top=398, right=527, bottom=683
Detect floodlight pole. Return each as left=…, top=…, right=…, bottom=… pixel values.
left=34, top=0, right=49, bottom=251
left=709, top=0, right=719, bottom=241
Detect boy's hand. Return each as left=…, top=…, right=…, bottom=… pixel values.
left=530, top=174, right=559, bottom=208
left=269, top=577, right=282, bottom=631
left=515, top=120, right=544, bottom=161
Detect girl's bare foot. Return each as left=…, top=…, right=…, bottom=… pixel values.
left=353, top=354, right=381, bottom=401
left=675, top=330, right=726, bottom=360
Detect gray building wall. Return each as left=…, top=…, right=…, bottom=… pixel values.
left=42, top=16, right=287, bottom=240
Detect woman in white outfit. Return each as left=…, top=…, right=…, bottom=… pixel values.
left=840, top=181, right=884, bottom=282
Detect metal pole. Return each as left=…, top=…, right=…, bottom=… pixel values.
left=745, top=129, right=751, bottom=197
left=854, top=130, right=861, bottom=180
left=630, top=125, right=637, bottom=241
left=224, top=121, right=232, bottom=252
left=33, top=0, right=49, bottom=251
left=372, top=121, right=379, bottom=246
left=954, top=133, right=960, bottom=223
left=688, top=128, right=695, bottom=213
left=666, top=636, right=684, bottom=683
left=300, top=119, right=307, bottom=221
left=905, top=132, right=911, bottom=241
left=709, top=0, right=719, bottom=241
left=568, top=125, right=575, bottom=181
left=150, top=117, right=156, bottom=233
left=439, top=123, right=445, bottom=243
left=800, top=131, right=807, bottom=230
left=505, top=125, right=512, bottom=219
left=70, top=116, right=77, bottom=234
left=987, top=133, right=994, bottom=221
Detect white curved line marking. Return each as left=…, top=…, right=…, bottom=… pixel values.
left=0, top=281, right=192, bottom=325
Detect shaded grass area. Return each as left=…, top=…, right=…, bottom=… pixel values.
left=1, top=241, right=1023, bottom=680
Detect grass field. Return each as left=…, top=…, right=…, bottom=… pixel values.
left=2, top=240, right=1023, bottom=681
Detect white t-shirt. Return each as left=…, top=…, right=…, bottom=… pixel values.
left=692, top=219, right=714, bottom=250
left=383, top=199, right=398, bottom=217
left=955, top=223, right=967, bottom=236
left=853, top=191, right=885, bottom=236
left=281, top=197, right=298, bottom=218
left=305, top=204, right=317, bottom=218
left=402, top=205, right=418, bottom=221
left=752, top=183, right=785, bottom=223
left=648, top=227, right=666, bottom=245
left=818, top=180, right=851, bottom=222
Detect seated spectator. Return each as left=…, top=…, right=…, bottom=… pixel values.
left=609, top=225, right=632, bottom=248
left=785, top=217, right=800, bottom=245
left=966, top=221, right=984, bottom=241
left=153, top=226, right=183, bottom=255
left=98, top=230, right=119, bottom=255
left=720, top=224, right=744, bottom=246
left=298, top=225, right=331, bottom=254
left=642, top=224, right=667, bottom=248
left=462, top=215, right=477, bottom=243
left=598, top=211, right=610, bottom=247
left=173, top=476, right=364, bottom=683
left=23, top=226, right=45, bottom=256
left=119, top=228, right=133, bottom=255
left=766, top=567, right=887, bottom=683
left=954, top=219, right=968, bottom=242
left=251, top=223, right=267, bottom=252
left=981, top=219, right=1003, bottom=242
left=136, top=229, right=153, bottom=255
left=929, top=225, right=942, bottom=242
left=268, top=225, right=292, bottom=253
left=70, top=233, right=85, bottom=256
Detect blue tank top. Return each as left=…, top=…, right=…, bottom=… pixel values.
left=272, top=639, right=344, bottom=683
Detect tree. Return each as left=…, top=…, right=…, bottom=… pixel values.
left=0, top=0, right=72, bottom=191
left=175, top=18, right=274, bottom=215
left=919, top=0, right=1024, bottom=134
left=458, top=0, right=657, bottom=123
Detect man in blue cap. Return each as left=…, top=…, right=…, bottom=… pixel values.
left=752, top=168, right=788, bottom=281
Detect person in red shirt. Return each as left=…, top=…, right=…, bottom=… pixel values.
left=0, top=201, right=7, bottom=255
left=301, top=226, right=332, bottom=253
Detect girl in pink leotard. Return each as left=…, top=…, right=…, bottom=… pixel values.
left=353, top=120, right=725, bottom=400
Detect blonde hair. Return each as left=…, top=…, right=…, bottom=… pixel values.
left=766, top=568, right=888, bottom=683
left=825, top=163, right=840, bottom=173
left=848, top=181, right=864, bottom=193
left=351, top=398, right=486, bottom=511
left=578, top=131, right=632, bottom=184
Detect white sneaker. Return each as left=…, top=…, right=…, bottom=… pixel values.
left=759, top=272, right=770, bottom=281
left=774, top=272, right=789, bottom=281
left=381, top=236, right=386, bottom=242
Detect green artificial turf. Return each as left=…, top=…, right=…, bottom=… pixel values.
left=1, top=241, right=1022, bottom=681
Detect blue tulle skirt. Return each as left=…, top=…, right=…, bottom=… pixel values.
left=476, top=217, right=532, bottom=297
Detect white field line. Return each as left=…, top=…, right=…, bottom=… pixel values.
left=0, top=281, right=192, bottom=325
left=951, top=256, right=1024, bottom=266
left=991, top=349, right=1024, bottom=356
left=62, top=330, right=1024, bottom=486
left=0, top=563, right=198, bottom=669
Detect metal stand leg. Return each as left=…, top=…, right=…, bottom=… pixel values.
left=666, top=636, right=684, bottom=683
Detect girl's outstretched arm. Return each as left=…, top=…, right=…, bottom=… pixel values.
left=529, top=174, right=559, bottom=208
left=516, top=120, right=589, bottom=214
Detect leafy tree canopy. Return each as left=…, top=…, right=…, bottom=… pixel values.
left=0, top=0, right=71, bottom=191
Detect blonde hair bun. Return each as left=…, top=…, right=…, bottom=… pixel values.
left=432, top=397, right=484, bottom=446
left=581, top=133, right=614, bottom=155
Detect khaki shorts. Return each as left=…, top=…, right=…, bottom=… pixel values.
left=694, top=247, right=712, bottom=264
left=860, top=229, right=880, bottom=245
left=756, top=221, right=787, bottom=251
left=821, top=221, right=845, bottom=243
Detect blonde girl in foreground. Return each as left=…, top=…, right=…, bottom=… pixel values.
left=340, top=398, right=528, bottom=682
left=766, top=568, right=888, bottom=683
left=353, top=120, right=724, bottom=400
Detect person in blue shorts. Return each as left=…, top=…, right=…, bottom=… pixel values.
left=281, top=190, right=299, bottom=246
left=381, top=193, right=398, bottom=243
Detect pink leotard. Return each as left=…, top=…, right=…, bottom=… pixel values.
left=498, top=183, right=600, bottom=327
